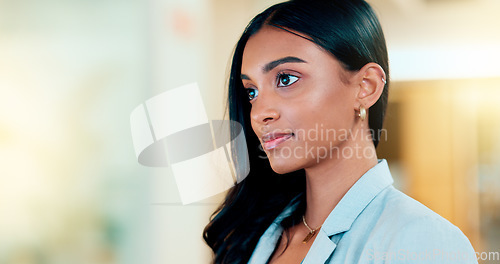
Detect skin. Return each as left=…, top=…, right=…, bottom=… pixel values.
left=241, top=25, right=386, bottom=263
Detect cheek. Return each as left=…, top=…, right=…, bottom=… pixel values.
left=262, top=95, right=354, bottom=173
left=292, top=86, right=353, bottom=136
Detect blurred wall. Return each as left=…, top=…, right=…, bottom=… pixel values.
left=0, top=0, right=150, bottom=263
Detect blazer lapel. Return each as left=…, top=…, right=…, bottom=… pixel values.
left=301, top=160, right=393, bottom=264
left=248, top=223, right=284, bottom=264
left=302, top=229, right=336, bottom=264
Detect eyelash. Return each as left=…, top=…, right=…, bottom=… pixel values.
left=244, top=72, right=300, bottom=102
left=276, top=72, right=299, bottom=87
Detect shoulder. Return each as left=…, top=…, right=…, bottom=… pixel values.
left=364, top=186, right=478, bottom=263
left=373, top=186, right=451, bottom=230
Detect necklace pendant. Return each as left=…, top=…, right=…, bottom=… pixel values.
left=302, top=231, right=316, bottom=244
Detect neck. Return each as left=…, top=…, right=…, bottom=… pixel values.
left=302, top=127, right=378, bottom=228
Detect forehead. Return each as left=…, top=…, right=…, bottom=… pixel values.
left=241, top=26, right=330, bottom=73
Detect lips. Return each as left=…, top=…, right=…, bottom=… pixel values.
left=262, top=132, right=294, bottom=150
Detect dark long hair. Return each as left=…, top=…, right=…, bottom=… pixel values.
left=203, top=1, right=389, bottom=263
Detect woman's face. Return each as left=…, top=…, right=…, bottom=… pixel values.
left=241, top=25, right=360, bottom=174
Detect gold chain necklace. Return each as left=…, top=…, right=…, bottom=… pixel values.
left=301, top=215, right=322, bottom=243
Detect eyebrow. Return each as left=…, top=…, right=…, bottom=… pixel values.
left=240, top=56, right=307, bottom=80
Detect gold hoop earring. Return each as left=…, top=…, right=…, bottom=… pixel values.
left=358, top=106, right=366, bottom=121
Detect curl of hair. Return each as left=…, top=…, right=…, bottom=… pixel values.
left=203, top=1, right=389, bottom=263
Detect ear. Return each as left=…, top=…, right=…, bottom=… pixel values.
left=354, top=63, right=386, bottom=109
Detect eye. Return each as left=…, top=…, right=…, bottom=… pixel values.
left=245, top=88, right=259, bottom=101
left=277, top=73, right=299, bottom=87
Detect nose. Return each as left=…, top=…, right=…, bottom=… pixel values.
left=250, top=95, right=280, bottom=126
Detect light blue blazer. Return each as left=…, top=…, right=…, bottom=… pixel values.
left=248, top=159, right=478, bottom=264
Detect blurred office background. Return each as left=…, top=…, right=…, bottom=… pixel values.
left=0, top=0, right=499, bottom=263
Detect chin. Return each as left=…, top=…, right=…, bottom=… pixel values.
left=268, top=157, right=303, bottom=175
